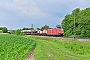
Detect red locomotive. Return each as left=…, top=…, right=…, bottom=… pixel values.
left=21, top=28, right=64, bottom=36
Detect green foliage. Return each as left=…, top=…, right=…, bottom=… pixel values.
left=0, top=30, right=3, bottom=33
left=64, top=30, right=72, bottom=37
left=22, top=27, right=34, bottom=30
left=0, top=27, right=8, bottom=33
left=56, top=24, right=61, bottom=28
left=62, top=8, right=90, bottom=38
left=22, top=27, right=29, bottom=30
left=0, top=34, right=36, bottom=60
left=29, top=28, right=34, bottom=30
left=41, top=25, right=49, bottom=30
left=15, top=29, right=24, bottom=35
left=36, top=28, right=41, bottom=30
left=15, top=29, right=21, bottom=35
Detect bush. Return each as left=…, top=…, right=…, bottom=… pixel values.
left=0, top=27, right=8, bottom=33
left=15, top=29, right=24, bottom=35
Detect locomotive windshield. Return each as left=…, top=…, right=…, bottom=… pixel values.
left=59, top=29, right=64, bottom=31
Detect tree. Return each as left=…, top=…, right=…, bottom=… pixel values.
left=29, top=28, right=34, bottom=30
left=61, top=7, right=90, bottom=38
left=15, top=29, right=24, bottom=35
left=22, top=27, right=34, bottom=30
left=22, top=27, right=29, bottom=30
left=0, top=27, right=8, bottom=33
left=36, top=28, right=41, bottom=30
left=56, top=24, right=61, bottom=28
left=41, top=25, right=49, bottom=30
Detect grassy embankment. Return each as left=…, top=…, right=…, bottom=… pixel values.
left=27, top=36, right=90, bottom=60
left=0, top=34, right=36, bottom=60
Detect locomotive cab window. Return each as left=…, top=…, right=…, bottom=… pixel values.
left=59, top=29, right=63, bottom=31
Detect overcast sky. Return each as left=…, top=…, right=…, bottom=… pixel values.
left=0, top=0, right=89, bottom=29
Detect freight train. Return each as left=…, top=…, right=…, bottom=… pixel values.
left=21, top=28, right=64, bottom=36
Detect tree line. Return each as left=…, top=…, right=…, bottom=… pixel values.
left=22, top=25, right=50, bottom=30
left=61, top=8, right=90, bottom=38
left=22, top=24, right=61, bottom=30
left=13, top=24, right=61, bottom=35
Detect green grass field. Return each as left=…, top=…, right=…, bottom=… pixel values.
left=27, top=36, right=90, bottom=60
left=0, top=34, right=90, bottom=60
left=0, top=34, right=36, bottom=60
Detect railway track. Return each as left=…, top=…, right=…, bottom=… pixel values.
left=26, top=35, right=90, bottom=42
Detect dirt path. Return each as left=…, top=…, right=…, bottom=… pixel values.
left=24, top=49, right=35, bottom=60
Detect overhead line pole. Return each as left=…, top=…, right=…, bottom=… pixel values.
left=74, top=11, right=76, bottom=40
